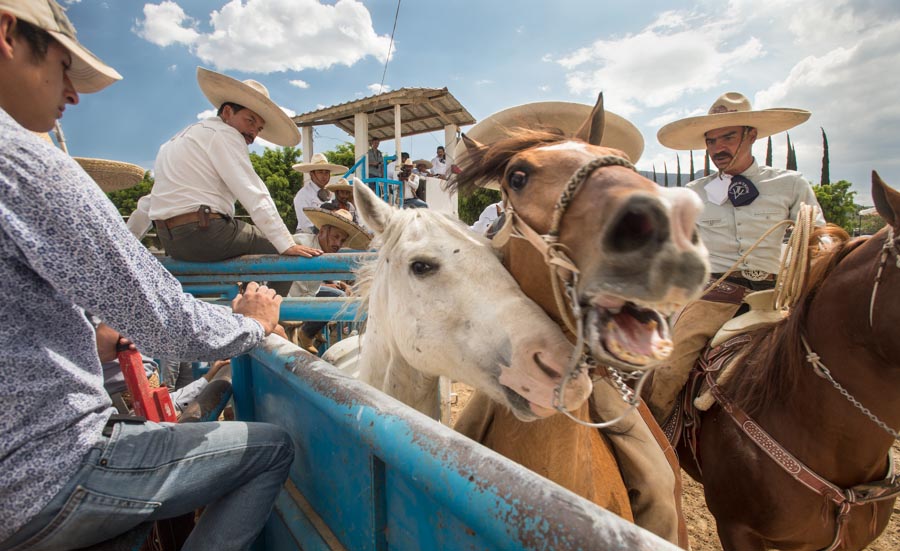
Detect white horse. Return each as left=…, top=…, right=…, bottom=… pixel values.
left=323, top=182, right=591, bottom=421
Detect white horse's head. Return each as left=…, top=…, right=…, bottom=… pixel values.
left=353, top=183, right=591, bottom=421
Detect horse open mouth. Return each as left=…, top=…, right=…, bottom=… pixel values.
left=585, top=295, right=676, bottom=370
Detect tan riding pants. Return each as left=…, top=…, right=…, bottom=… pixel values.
left=646, top=299, right=741, bottom=421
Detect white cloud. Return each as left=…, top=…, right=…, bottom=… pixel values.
left=135, top=0, right=392, bottom=73
left=289, top=79, right=310, bottom=89
left=167, top=64, right=177, bottom=72
left=367, top=83, right=390, bottom=94
left=134, top=1, right=199, bottom=47
left=196, top=108, right=216, bottom=120
left=474, top=79, right=493, bottom=86
left=538, top=85, right=550, bottom=92
left=557, top=12, right=763, bottom=114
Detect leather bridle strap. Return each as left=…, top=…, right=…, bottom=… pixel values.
left=706, top=370, right=900, bottom=551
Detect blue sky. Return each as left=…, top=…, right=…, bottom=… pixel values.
left=58, top=0, right=900, bottom=205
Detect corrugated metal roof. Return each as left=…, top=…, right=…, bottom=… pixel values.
left=291, top=87, right=475, bottom=140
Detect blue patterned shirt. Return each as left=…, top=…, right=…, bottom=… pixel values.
left=0, top=108, right=265, bottom=541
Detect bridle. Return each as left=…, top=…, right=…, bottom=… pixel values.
left=868, top=225, right=899, bottom=327
left=490, top=154, right=651, bottom=428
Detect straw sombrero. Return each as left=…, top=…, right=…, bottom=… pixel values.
left=304, top=207, right=372, bottom=250
left=197, top=67, right=300, bottom=147
left=657, top=92, right=811, bottom=151
left=413, top=159, right=433, bottom=169
left=325, top=178, right=354, bottom=193
left=457, top=101, right=645, bottom=164
left=292, top=152, right=348, bottom=174
left=74, top=158, right=146, bottom=192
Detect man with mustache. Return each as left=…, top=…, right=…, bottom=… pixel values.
left=647, top=92, right=824, bottom=421
left=149, top=67, right=321, bottom=296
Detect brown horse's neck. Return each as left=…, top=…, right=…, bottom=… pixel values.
left=500, top=236, right=576, bottom=343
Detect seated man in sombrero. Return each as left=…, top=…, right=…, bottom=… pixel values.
left=148, top=67, right=321, bottom=296
left=292, top=152, right=348, bottom=233
left=647, top=92, right=825, bottom=422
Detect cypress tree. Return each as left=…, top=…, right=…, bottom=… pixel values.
left=820, top=127, right=830, bottom=185
left=786, top=133, right=798, bottom=170
left=676, top=154, right=682, bottom=187
left=689, top=150, right=695, bottom=180
left=652, top=164, right=658, bottom=185
left=765, top=136, right=773, bottom=166
left=664, top=161, right=669, bottom=187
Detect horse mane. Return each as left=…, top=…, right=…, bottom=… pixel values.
left=447, top=128, right=570, bottom=195
left=352, top=207, right=484, bottom=322
left=726, top=224, right=856, bottom=416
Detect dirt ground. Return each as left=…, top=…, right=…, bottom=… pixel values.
left=449, top=383, right=900, bottom=550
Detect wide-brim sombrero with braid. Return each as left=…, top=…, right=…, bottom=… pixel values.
left=304, top=207, right=372, bottom=250
left=657, top=92, right=811, bottom=151
left=457, top=101, right=645, bottom=164
left=74, top=158, right=146, bottom=192
left=197, top=66, right=300, bottom=147
left=325, top=178, right=354, bottom=193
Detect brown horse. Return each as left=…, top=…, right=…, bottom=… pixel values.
left=451, top=95, right=710, bottom=547
left=678, top=173, right=900, bottom=551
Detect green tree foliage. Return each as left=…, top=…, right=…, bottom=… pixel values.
left=107, top=170, right=153, bottom=216
left=324, top=143, right=356, bottom=170
left=458, top=187, right=502, bottom=225
left=676, top=154, right=682, bottom=187
left=820, top=127, right=830, bottom=185
left=786, top=133, right=798, bottom=170
left=245, top=146, right=304, bottom=231
left=858, top=210, right=887, bottom=236
left=813, top=180, right=857, bottom=231
left=765, top=136, right=773, bottom=166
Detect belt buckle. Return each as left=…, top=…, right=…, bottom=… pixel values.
left=740, top=269, right=771, bottom=282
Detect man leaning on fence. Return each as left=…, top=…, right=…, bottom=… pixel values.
left=148, top=66, right=321, bottom=296
left=0, top=2, right=296, bottom=549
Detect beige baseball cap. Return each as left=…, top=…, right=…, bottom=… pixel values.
left=0, top=0, right=121, bottom=93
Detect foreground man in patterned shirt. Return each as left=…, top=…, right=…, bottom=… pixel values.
left=647, top=92, right=824, bottom=422
left=0, top=2, right=295, bottom=549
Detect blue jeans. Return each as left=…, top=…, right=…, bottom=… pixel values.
left=403, top=198, right=428, bottom=209
left=1, top=420, right=293, bottom=551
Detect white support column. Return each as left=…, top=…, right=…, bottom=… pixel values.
left=301, top=126, right=313, bottom=163
left=394, top=104, right=402, bottom=161
left=354, top=113, right=369, bottom=178
left=444, top=124, right=459, bottom=163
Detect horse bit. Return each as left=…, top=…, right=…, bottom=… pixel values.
left=492, top=154, right=651, bottom=428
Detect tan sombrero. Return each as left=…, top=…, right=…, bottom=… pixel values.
left=292, top=152, right=348, bottom=174
left=413, top=159, right=433, bottom=169
left=74, top=158, right=146, bottom=192
left=304, top=207, right=372, bottom=250
left=657, top=92, right=811, bottom=151
left=0, top=0, right=122, bottom=93
left=197, top=67, right=300, bottom=147
left=457, top=101, right=645, bottom=164
left=325, top=178, right=354, bottom=193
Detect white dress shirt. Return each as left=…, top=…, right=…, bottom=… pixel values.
left=148, top=117, right=295, bottom=253
left=403, top=174, right=420, bottom=200
left=293, top=182, right=332, bottom=233
left=127, top=194, right=152, bottom=239
left=431, top=155, right=450, bottom=177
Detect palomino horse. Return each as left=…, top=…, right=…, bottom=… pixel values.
left=331, top=182, right=635, bottom=518
left=677, top=173, right=900, bottom=551
left=450, top=95, right=710, bottom=546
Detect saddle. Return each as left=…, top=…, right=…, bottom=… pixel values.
left=710, top=289, right=786, bottom=348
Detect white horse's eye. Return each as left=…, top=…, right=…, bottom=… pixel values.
left=410, top=261, right=435, bottom=276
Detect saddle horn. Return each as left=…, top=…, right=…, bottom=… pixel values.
left=574, top=92, right=605, bottom=146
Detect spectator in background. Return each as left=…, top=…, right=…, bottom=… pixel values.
left=292, top=152, right=348, bottom=233
left=470, top=201, right=504, bottom=235
left=386, top=151, right=409, bottom=181
left=431, top=145, right=450, bottom=179
left=367, top=136, right=384, bottom=179
left=399, top=158, right=428, bottom=209
left=322, top=178, right=359, bottom=223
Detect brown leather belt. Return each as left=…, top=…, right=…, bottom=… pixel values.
left=154, top=211, right=224, bottom=230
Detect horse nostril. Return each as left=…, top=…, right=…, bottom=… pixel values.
left=608, top=207, right=660, bottom=252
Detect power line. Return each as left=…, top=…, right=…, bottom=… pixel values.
left=377, top=0, right=401, bottom=94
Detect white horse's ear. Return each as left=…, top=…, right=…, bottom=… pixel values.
left=574, top=92, right=605, bottom=146
left=354, top=180, right=392, bottom=235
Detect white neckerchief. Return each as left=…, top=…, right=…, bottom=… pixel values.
left=705, top=173, right=732, bottom=205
